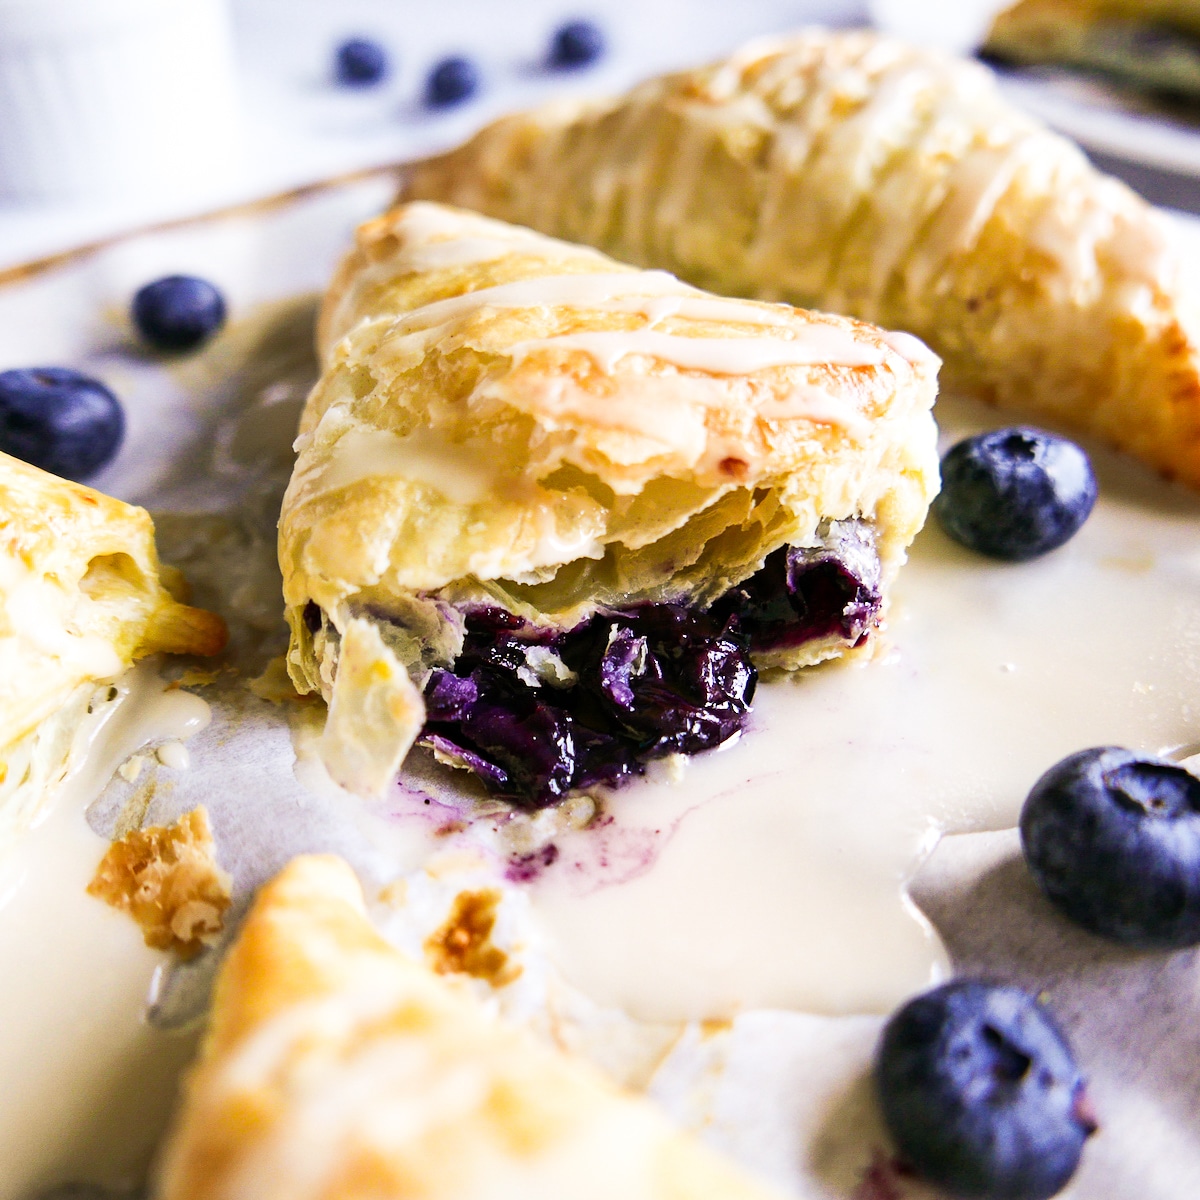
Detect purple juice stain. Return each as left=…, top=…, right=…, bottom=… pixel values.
left=506, top=842, right=560, bottom=883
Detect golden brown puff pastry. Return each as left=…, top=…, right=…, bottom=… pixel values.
left=278, top=202, right=939, bottom=799
left=407, top=28, right=1200, bottom=487
left=986, top=0, right=1200, bottom=97
left=155, top=854, right=784, bottom=1200
left=0, top=453, right=226, bottom=836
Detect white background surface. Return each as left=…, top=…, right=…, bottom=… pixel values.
left=0, top=0, right=869, bottom=268
left=3, top=0, right=1197, bottom=268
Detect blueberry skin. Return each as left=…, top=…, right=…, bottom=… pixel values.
left=132, top=276, right=227, bottom=353
left=1021, top=747, right=1200, bottom=948
left=934, top=428, right=1097, bottom=561
left=0, top=367, right=125, bottom=481
left=549, top=20, right=606, bottom=68
left=876, top=981, right=1095, bottom=1200
left=425, top=57, right=480, bottom=107
left=335, top=37, right=390, bottom=87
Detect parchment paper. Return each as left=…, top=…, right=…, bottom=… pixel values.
left=2, top=171, right=1198, bottom=1200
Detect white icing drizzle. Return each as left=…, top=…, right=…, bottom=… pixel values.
left=392, top=271, right=683, bottom=331
left=0, top=664, right=211, bottom=1197
left=758, top=384, right=874, bottom=439
left=880, top=329, right=940, bottom=369
left=398, top=236, right=556, bottom=274
left=507, top=327, right=886, bottom=376
left=391, top=271, right=798, bottom=337
left=156, top=740, right=190, bottom=770
left=300, top=427, right=500, bottom=508
left=907, top=135, right=1038, bottom=294
left=390, top=202, right=607, bottom=275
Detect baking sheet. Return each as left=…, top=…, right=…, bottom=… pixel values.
left=2, top=171, right=1200, bottom=1200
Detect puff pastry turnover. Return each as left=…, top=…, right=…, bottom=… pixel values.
left=0, top=452, right=226, bottom=838
left=156, top=854, right=783, bottom=1200
left=987, top=2, right=1200, bottom=99
left=407, top=28, right=1200, bottom=487
left=279, top=202, right=938, bottom=801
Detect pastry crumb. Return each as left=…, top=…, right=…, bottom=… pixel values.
left=117, top=754, right=145, bottom=783
left=377, top=878, right=408, bottom=907
left=247, top=655, right=304, bottom=702
left=172, top=664, right=232, bottom=689
left=424, top=888, right=521, bottom=987
left=87, top=806, right=232, bottom=959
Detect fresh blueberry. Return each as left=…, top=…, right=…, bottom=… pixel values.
left=334, top=37, right=390, bottom=87
left=876, top=980, right=1095, bottom=1200
left=425, top=56, right=480, bottom=107
left=132, top=275, right=226, bottom=353
left=934, top=427, right=1097, bottom=561
left=0, top=367, right=124, bottom=481
left=549, top=19, right=606, bottom=68
left=1021, top=747, right=1200, bottom=948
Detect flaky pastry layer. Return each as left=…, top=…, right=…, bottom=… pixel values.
left=408, top=28, right=1200, bottom=486
left=156, top=855, right=783, bottom=1200
left=0, top=452, right=226, bottom=775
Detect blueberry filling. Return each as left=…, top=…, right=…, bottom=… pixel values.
left=420, top=602, right=752, bottom=807
left=712, top=520, right=882, bottom=652
left=410, top=521, right=881, bottom=807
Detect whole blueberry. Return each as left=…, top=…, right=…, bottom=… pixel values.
left=1021, top=747, right=1200, bottom=948
left=549, top=19, right=606, bottom=68
left=425, top=56, right=480, bottom=107
left=0, top=367, right=124, bottom=481
left=876, top=981, right=1095, bottom=1200
left=934, top=427, right=1097, bottom=561
left=132, top=275, right=226, bottom=353
left=334, top=37, right=390, bottom=87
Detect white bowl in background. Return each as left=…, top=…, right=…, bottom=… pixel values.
left=0, top=0, right=242, bottom=203
left=868, top=0, right=1010, bottom=55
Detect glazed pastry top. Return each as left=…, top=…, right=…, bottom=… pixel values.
left=407, top=30, right=1200, bottom=487
left=282, top=200, right=938, bottom=653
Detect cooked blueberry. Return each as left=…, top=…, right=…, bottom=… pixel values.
left=0, top=367, right=124, bottom=481
left=1020, top=747, right=1200, bottom=948
left=417, top=601, right=754, bottom=807
left=425, top=56, right=480, bottom=107
left=334, top=37, right=390, bottom=86
left=549, top=19, right=606, bottom=68
left=876, top=981, right=1095, bottom=1200
left=713, top=520, right=881, bottom=652
left=934, top=428, right=1097, bottom=561
left=132, top=275, right=226, bottom=352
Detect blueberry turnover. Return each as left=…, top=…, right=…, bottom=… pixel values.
left=157, top=855, right=785, bottom=1200
left=408, top=28, right=1200, bottom=486
left=279, top=202, right=939, bottom=800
